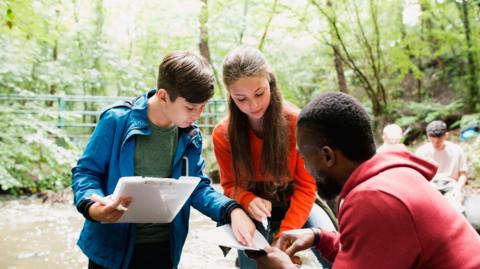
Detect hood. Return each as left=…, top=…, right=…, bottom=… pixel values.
left=340, top=145, right=438, bottom=199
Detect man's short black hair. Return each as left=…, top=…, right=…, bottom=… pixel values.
left=297, top=92, right=376, bottom=162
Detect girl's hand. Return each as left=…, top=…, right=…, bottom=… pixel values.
left=88, top=195, right=132, bottom=223
left=230, top=208, right=256, bottom=246
left=247, top=197, right=272, bottom=222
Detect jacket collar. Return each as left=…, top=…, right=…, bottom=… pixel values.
left=122, top=89, right=202, bottom=149
left=128, top=89, right=155, bottom=130
left=120, top=90, right=154, bottom=148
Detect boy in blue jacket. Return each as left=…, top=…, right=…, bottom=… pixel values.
left=72, top=52, right=255, bottom=269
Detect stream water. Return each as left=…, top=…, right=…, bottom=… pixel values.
left=0, top=193, right=320, bottom=269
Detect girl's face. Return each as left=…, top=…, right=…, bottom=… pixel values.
left=228, top=75, right=271, bottom=122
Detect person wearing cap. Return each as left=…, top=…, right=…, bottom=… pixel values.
left=415, top=120, right=468, bottom=212
left=376, top=124, right=407, bottom=153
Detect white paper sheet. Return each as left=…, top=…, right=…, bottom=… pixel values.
left=112, top=176, right=200, bottom=223
left=200, top=224, right=270, bottom=251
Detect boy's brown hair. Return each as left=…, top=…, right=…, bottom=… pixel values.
left=157, top=52, right=215, bottom=103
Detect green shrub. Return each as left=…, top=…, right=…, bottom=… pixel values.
left=0, top=103, right=80, bottom=195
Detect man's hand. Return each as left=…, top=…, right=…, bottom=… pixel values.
left=230, top=208, right=256, bottom=246
left=248, top=246, right=299, bottom=269
left=273, top=228, right=318, bottom=257
left=88, top=195, right=132, bottom=223
left=247, top=197, right=272, bottom=222
left=458, top=172, right=467, bottom=190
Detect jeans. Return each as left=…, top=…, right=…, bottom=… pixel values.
left=430, top=178, right=464, bottom=213
left=237, top=202, right=337, bottom=269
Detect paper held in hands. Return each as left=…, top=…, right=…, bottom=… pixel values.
left=200, top=224, right=270, bottom=251
left=111, top=176, right=200, bottom=223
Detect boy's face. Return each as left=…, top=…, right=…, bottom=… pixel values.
left=163, top=92, right=207, bottom=128
left=428, top=133, right=448, bottom=150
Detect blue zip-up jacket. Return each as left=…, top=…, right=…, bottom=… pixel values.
left=72, top=90, right=235, bottom=269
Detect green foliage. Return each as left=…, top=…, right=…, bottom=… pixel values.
left=0, top=103, right=80, bottom=194
left=3, top=0, right=479, bottom=108
left=460, top=113, right=480, bottom=129
left=395, top=116, right=418, bottom=128
left=1, top=0, right=480, bottom=193
left=393, top=99, right=464, bottom=126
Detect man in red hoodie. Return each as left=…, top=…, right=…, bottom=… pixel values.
left=249, top=92, right=480, bottom=269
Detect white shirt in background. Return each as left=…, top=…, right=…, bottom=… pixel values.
left=416, top=141, right=468, bottom=181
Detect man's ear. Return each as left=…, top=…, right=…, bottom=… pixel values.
left=157, top=88, right=169, bottom=103
left=321, top=146, right=336, bottom=167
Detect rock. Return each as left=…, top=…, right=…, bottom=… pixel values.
left=464, top=194, right=480, bottom=232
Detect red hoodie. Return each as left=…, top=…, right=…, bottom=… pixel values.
left=316, top=148, right=480, bottom=269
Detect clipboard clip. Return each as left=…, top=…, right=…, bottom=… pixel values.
left=182, top=156, right=189, bottom=177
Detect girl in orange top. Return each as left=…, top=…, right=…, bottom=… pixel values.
left=212, top=47, right=336, bottom=269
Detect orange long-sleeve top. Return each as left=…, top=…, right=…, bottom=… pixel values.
left=212, top=105, right=317, bottom=236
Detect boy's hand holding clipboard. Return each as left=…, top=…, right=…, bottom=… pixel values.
left=88, top=194, right=132, bottom=223
left=87, top=176, right=200, bottom=224
left=112, top=176, right=200, bottom=223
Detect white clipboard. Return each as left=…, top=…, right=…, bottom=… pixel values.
left=112, top=176, right=200, bottom=223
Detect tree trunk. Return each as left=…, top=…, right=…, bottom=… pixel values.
left=460, top=0, right=479, bottom=112
left=198, top=0, right=223, bottom=98
left=48, top=7, right=60, bottom=106
left=199, top=0, right=210, bottom=62
left=258, top=0, right=278, bottom=51
left=326, top=0, right=348, bottom=93
left=332, top=46, right=348, bottom=93
left=311, top=0, right=386, bottom=122
left=239, top=0, right=249, bottom=44
left=73, top=0, right=88, bottom=124
left=90, top=0, right=105, bottom=128
left=92, top=0, right=104, bottom=95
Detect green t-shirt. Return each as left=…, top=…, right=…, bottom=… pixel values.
left=134, top=120, right=178, bottom=244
